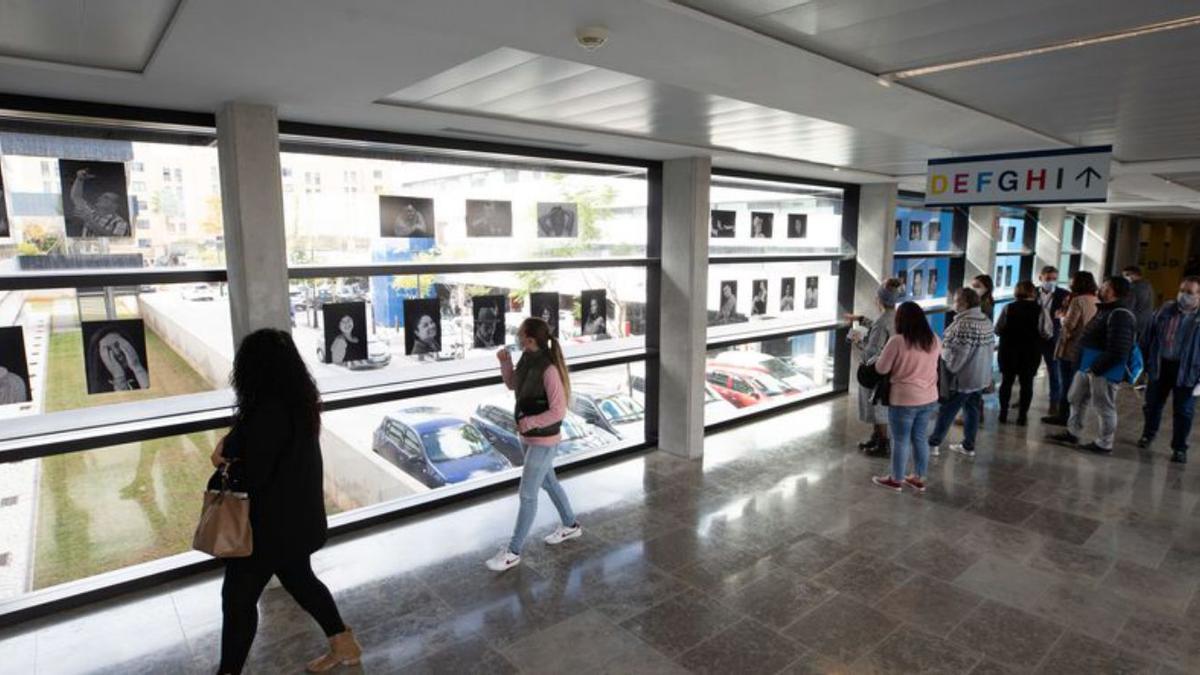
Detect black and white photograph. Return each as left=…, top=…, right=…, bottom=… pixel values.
left=894, top=219, right=903, bottom=242
left=465, top=199, right=513, bottom=237
left=898, top=269, right=908, bottom=289
left=580, top=289, right=607, bottom=337
left=750, top=212, right=773, bottom=239
left=788, top=213, right=808, bottom=238
left=717, top=281, right=738, bottom=323
left=404, top=298, right=442, bottom=356
left=81, top=319, right=149, bottom=394
left=0, top=164, right=10, bottom=239
left=710, top=210, right=735, bottom=238
left=751, top=279, right=768, bottom=316
left=0, top=326, right=30, bottom=405
left=530, top=292, right=560, bottom=337
left=928, top=220, right=942, bottom=241
left=909, top=221, right=922, bottom=241
left=804, top=276, right=819, bottom=309
left=1004, top=266, right=1014, bottom=287
left=928, top=269, right=939, bottom=297
left=59, top=159, right=131, bottom=238
left=1006, top=226, right=1018, bottom=243
left=379, top=196, right=435, bottom=238
left=537, top=202, right=578, bottom=238
left=780, top=277, right=796, bottom=312
left=472, top=295, right=506, bottom=349
left=321, top=302, right=369, bottom=365
left=912, top=269, right=925, bottom=298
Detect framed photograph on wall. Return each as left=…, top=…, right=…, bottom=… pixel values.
left=894, top=219, right=902, bottom=242
left=466, top=200, right=513, bottom=237
left=909, top=221, right=922, bottom=241
left=472, top=295, right=507, bottom=349
left=581, top=289, right=607, bottom=337
left=379, top=196, right=435, bottom=238
left=928, top=269, right=939, bottom=297
left=530, top=292, right=560, bottom=337
left=710, top=210, right=735, bottom=238
left=404, top=298, right=442, bottom=356
left=750, top=212, right=773, bottom=239
left=81, top=319, right=149, bottom=394
left=912, top=269, right=925, bottom=298
left=0, top=326, right=31, bottom=405
left=805, top=277, right=819, bottom=309
left=751, top=280, right=768, bottom=316
left=780, top=277, right=796, bottom=312
left=717, top=281, right=738, bottom=323
left=928, top=221, right=941, bottom=241
left=58, top=159, right=131, bottom=238
left=788, top=214, right=808, bottom=238
left=536, top=202, right=578, bottom=238
left=322, top=302, right=369, bottom=365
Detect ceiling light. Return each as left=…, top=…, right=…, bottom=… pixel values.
left=831, top=166, right=841, bottom=172
left=880, top=13, right=1200, bottom=80
left=576, top=26, right=609, bottom=51
left=875, top=74, right=893, bottom=87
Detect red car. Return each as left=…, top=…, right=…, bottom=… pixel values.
left=704, top=363, right=801, bottom=408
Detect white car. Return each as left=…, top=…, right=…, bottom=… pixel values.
left=181, top=284, right=217, bottom=302
left=709, top=350, right=816, bottom=392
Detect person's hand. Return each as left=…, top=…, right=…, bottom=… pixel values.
left=517, top=417, right=533, bottom=434
left=210, top=436, right=227, bottom=468
left=497, top=347, right=511, bottom=363
left=843, top=313, right=862, bottom=323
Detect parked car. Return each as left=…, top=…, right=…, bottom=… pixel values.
left=627, top=374, right=736, bottom=416
left=289, top=288, right=308, bottom=311
left=315, top=337, right=392, bottom=370
left=371, top=408, right=512, bottom=488
left=705, top=363, right=802, bottom=408
left=569, top=385, right=645, bottom=439
left=709, top=350, right=815, bottom=392
left=470, top=401, right=619, bottom=466
left=181, top=283, right=217, bottom=302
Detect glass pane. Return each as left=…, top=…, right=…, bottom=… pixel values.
left=928, top=311, right=947, bottom=337
left=709, top=175, right=845, bottom=254
left=703, top=331, right=836, bottom=425
left=995, top=255, right=1021, bottom=292
left=894, top=205, right=955, bottom=253
left=706, top=261, right=838, bottom=338
left=893, top=257, right=950, bottom=308
left=996, top=207, right=1026, bottom=254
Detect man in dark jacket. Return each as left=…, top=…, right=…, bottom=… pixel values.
left=1124, top=265, right=1155, bottom=345
left=1137, top=276, right=1200, bottom=463
left=1049, top=276, right=1136, bottom=453
left=1037, top=266, right=1071, bottom=417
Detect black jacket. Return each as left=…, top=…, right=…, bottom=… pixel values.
left=996, top=299, right=1043, bottom=374
left=1078, top=299, right=1137, bottom=375
left=223, top=399, right=327, bottom=565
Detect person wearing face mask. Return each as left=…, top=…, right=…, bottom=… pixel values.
left=927, top=287, right=993, bottom=457
left=846, top=278, right=905, bottom=457
left=1136, top=276, right=1200, bottom=464
left=1036, top=266, right=1071, bottom=418
left=971, top=274, right=995, bottom=321
left=1043, top=272, right=1100, bottom=425
left=1123, top=266, right=1155, bottom=346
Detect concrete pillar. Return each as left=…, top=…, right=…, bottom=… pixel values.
left=216, top=102, right=291, bottom=343
left=1035, top=206, right=1066, bottom=274
left=1082, top=213, right=1112, bottom=277
left=1109, top=216, right=1141, bottom=273
left=657, top=157, right=710, bottom=460
left=966, top=206, right=999, bottom=281
left=853, top=183, right=898, bottom=315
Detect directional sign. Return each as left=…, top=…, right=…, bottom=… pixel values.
left=924, top=145, right=1111, bottom=207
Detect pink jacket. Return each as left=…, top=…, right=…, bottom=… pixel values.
left=875, top=334, right=942, bottom=407
left=500, top=358, right=566, bottom=446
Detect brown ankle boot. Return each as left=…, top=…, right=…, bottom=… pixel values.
left=306, top=628, right=362, bottom=672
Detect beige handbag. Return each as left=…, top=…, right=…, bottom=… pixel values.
left=193, top=462, right=253, bottom=558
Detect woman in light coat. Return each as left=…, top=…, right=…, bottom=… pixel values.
left=1043, top=271, right=1100, bottom=425
left=848, top=278, right=905, bottom=456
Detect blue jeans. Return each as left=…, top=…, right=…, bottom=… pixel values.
left=1142, top=359, right=1196, bottom=452
left=508, top=442, right=576, bottom=555
left=1057, top=359, right=1078, bottom=406
left=887, top=402, right=938, bottom=480
left=928, top=390, right=982, bottom=451
left=1042, top=341, right=1061, bottom=402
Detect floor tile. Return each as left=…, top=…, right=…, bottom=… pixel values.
left=891, top=535, right=982, bottom=581
left=966, top=493, right=1040, bottom=526
left=1028, top=537, right=1115, bottom=582
left=811, top=551, right=913, bottom=603
left=384, top=634, right=519, bottom=674
left=1115, top=611, right=1200, bottom=671
left=1104, top=560, right=1198, bottom=615
left=857, top=625, right=981, bottom=674
left=877, top=574, right=985, bottom=637
left=783, top=593, right=898, bottom=663
left=767, top=534, right=856, bottom=578
left=1023, top=507, right=1103, bottom=545
left=957, top=519, right=1044, bottom=563
left=948, top=600, right=1064, bottom=670
left=721, top=569, right=836, bottom=629
left=1034, top=631, right=1156, bottom=675
left=678, top=618, right=802, bottom=675
left=501, top=609, right=643, bottom=675
left=619, top=588, right=741, bottom=657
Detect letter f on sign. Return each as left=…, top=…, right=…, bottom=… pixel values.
left=976, top=171, right=994, bottom=192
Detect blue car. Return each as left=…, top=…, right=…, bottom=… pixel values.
left=372, top=408, right=512, bottom=488
left=470, top=402, right=620, bottom=466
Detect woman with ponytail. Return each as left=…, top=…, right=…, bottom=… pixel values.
left=486, top=317, right=581, bottom=571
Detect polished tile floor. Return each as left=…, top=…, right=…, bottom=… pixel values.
left=4, top=383, right=1200, bottom=674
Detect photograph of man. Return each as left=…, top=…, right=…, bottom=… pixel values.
left=81, top=320, right=149, bottom=394
left=717, top=281, right=738, bottom=323
left=404, top=298, right=442, bottom=356
left=788, top=214, right=808, bottom=238
left=909, top=221, right=923, bottom=241
left=805, top=277, right=819, bottom=309
left=379, top=196, right=434, bottom=238
left=913, top=269, right=925, bottom=298
left=59, top=160, right=131, bottom=238
left=472, top=295, right=506, bottom=349
left=710, top=210, right=735, bottom=238
left=530, top=292, right=560, bottom=337
left=751, top=280, right=768, bottom=316
left=928, top=220, right=942, bottom=241
left=466, top=200, right=513, bottom=237
left=928, top=268, right=939, bottom=297
left=780, top=277, right=796, bottom=312
left=0, top=326, right=31, bottom=405
left=1007, top=226, right=1018, bottom=243
left=750, top=212, right=773, bottom=239
left=322, top=302, right=369, bottom=365
left=1005, top=266, right=1014, bottom=287
left=581, top=290, right=607, bottom=337
left=537, top=202, right=578, bottom=238
left=0, top=165, right=9, bottom=239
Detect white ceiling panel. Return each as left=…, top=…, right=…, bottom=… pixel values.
left=0, top=0, right=181, bottom=72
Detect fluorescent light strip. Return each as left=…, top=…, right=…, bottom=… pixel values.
left=883, top=14, right=1200, bottom=80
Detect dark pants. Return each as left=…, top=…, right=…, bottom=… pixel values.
left=929, top=390, right=983, bottom=450
left=1142, top=359, right=1196, bottom=453
left=220, top=555, right=345, bottom=674
left=999, top=369, right=1036, bottom=419
left=1042, top=340, right=1062, bottom=403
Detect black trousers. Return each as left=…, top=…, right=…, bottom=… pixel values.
left=999, top=369, right=1036, bottom=419
left=219, top=555, right=345, bottom=674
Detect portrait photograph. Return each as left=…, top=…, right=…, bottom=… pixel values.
left=580, top=289, right=607, bottom=338
left=894, top=219, right=902, bottom=242
left=379, top=196, right=435, bottom=238
left=472, top=295, right=507, bottom=349
left=710, top=210, right=735, bottom=238
left=780, top=277, right=796, bottom=312
left=928, top=268, right=939, bottom=296
left=0, top=164, right=10, bottom=239
left=0, top=326, right=31, bottom=405
left=912, top=269, right=925, bottom=298
left=749, top=212, right=773, bottom=239
left=322, top=302, right=369, bottom=365
left=59, top=159, right=131, bottom=238
left=81, top=319, right=149, bottom=395
left=465, top=199, right=513, bottom=237
left=909, top=221, right=922, bottom=241
left=717, top=281, right=738, bottom=324
left=530, top=292, right=560, bottom=337
left=804, top=276, right=819, bottom=310
left=537, top=202, right=578, bottom=238
left=928, top=220, right=942, bottom=241
left=788, top=213, right=808, bottom=239
left=898, top=269, right=908, bottom=289
left=404, top=298, right=442, bottom=356
left=751, top=279, right=768, bottom=316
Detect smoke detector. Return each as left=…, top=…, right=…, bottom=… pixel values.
left=576, top=26, right=609, bottom=51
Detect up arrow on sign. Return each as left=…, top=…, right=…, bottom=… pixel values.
left=925, top=145, right=1111, bottom=207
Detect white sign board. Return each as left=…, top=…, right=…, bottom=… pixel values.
left=925, top=145, right=1111, bottom=207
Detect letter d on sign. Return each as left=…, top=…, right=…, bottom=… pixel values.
left=930, top=175, right=948, bottom=194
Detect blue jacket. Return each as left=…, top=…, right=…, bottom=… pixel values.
left=1144, top=301, right=1200, bottom=388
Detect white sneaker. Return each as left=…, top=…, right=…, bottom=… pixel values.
left=544, top=524, right=582, bottom=545
left=950, top=443, right=975, bottom=458
left=929, top=445, right=940, bottom=457
left=485, top=548, right=521, bottom=572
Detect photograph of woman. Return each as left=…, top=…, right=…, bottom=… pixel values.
left=780, top=278, right=796, bottom=312
left=750, top=212, right=772, bottom=239
left=805, top=277, right=819, bottom=309
left=710, top=210, right=735, bottom=238
left=321, top=302, right=368, bottom=365
left=581, top=290, right=607, bottom=337
left=752, top=280, right=768, bottom=316
left=404, top=298, right=442, bottom=356
left=718, top=281, right=738, bottom=323
left=379, top=196, right=434, bottom=238
left=530, top=292, right=560, bottom=337
left=82, top=320, right=150, bottom=394
left=788, top=214, right=808, bottom=238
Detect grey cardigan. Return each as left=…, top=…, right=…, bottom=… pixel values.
left=941, top=307, right=995, bottom=393
left=859, top=308, right=896, bottom=363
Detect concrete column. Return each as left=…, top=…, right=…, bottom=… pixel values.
left=1109, top=216, right=1141, bottom=273
left=657, top=157, right=710, bottom=460
left=853, top=183, right=898, bottom=315
left=1035, top=206, right=1066, bottom=274
left=216, top=102, right=291, bottom=343
left=966, top=205, right=999, bottom=281
left=1082, top=213, right=1112, bottom=277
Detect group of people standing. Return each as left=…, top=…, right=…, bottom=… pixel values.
left=854, top=263, right=1195, bottom=494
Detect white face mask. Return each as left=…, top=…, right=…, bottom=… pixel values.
left=971, top=285, right=984, bottom=295
left=1179, top=292, right=1200, bottom=311
left=1040, top=280, right=1056, bottom=292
